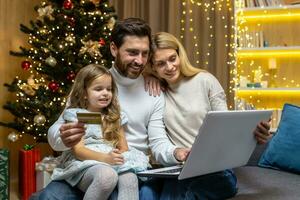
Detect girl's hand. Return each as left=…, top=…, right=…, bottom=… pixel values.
left=105, top=149, right=124, bottom=165
left=144, top=74, right=164, bottom=97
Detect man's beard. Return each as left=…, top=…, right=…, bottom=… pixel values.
left=114, top=54, right=144, bottom=79
left=114, top=55, right=128, bottom=77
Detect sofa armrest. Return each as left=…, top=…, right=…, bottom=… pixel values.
left=247, top=142, right=269, bottom=166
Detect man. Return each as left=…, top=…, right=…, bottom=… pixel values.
left=38, top=18, right=187, bottom=200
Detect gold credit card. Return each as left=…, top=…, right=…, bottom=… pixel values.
left=76, top=112, right=102, bottom=124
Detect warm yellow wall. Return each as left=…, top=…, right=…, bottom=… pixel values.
left=0, top=0, right=53, bottom=197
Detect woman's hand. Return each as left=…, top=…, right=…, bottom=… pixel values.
left=143, top=74, right=164, bottom=97
left=105, top=149, right=124, bottom=165
left=254, top=120, right=273, bottom=144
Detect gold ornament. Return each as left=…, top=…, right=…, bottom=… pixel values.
left=39, top=28, right=49, bottom=35
left=34, top=114, right=46, bottom=125
left=107, top=17, right=116, bottom=30
left=37, top=5, right=54, bottom=20
left=90, top=0, right=101, bottom=5
left=79, top=40, right=102, bottom=57
left=8, top=132, right=19, bottom=142
left=20, top=75, right=40, bottom=96
left=45, top=56, right=57, bottom=67
left=81, top=0, right=101, bottom=5
left=65, top=34, right=76, bottom=44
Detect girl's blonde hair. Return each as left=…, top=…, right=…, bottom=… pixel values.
left=68, top=64, right=121, bottom=146
left=151, top=32, right=204, bottom=77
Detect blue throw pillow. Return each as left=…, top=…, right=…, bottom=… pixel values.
left=258, top=103, right=300, bottom=174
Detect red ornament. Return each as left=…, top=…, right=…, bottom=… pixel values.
left=21, top=61, right=32, bottom=70
left=66, top=71, right=76, bottom=81
left=67, top=17, right=75, bottom=27
left=48, top=81, right=59, bottom=92
left=63, top=0, right=73, bottom=10
left=99, top=38, right=105, bottom=46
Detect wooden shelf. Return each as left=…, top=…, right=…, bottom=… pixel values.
left=236, top=5, right=300, bottom=21
left=236, top=46, right=300, bottom=58
left=236, top=88, right=300, bottom=96
left=235, top=88, right=300, bottom=109
left=237, top=5, right=300, bottom=12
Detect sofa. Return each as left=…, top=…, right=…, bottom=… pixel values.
left=31, top=103, right=300, bottom=199
left=230, top=142, right=300, bottom=200
left=31, top=143, right=300, bottom=200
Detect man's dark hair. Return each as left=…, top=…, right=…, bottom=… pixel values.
left=111, top=18, right=152, bottom=48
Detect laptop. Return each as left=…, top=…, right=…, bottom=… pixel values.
left=138, top=110, right=272, bottom=180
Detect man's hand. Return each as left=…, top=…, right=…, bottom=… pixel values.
left=59, top=122, right=86, bottom=148
left=173, top=148, right=191, bottom=162
left=105, top=149, right=124, bottom=165
left=254, top=120, right=273, bottom=144
left=144, top=74, right=163, bottom=97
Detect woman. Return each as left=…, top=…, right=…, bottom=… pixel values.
left=146, top=32, right=272, bottom=199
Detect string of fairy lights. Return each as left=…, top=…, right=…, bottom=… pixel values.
left=180, top=0, right=233, bottom=68
left=179, top=0, right=300, bottom=128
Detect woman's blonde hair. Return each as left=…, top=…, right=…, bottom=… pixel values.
left=151, top=32, right=203, bottom=77
left=68, top=64, right=122, bottom=146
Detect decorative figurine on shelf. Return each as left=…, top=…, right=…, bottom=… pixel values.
left=268, top=58, right=278, bottom=88
left=254, top=68, right=262, bottom=83
left=239, top=76, right=249, bottom=88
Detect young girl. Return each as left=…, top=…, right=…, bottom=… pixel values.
left=51, top=64, right=149, bottom=200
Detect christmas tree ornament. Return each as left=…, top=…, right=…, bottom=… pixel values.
left=42, top=47, right=49, bottom=53
left=20, top=84, right=36, bottom=96
left=90, top=0, right=101, bottom=6
left=20, top=75, right=40, bottom=96
left=48, top=81, right=59, bottom=92
left=107, top=17, right=116, bottom=30
left=99, top=38, right=105, bottom=46
left=7, top=132, right=19, bottom=142
left=39, top=28, right=48, bottom=35
left=63, top=0, right=73, bottom=10
left=66, top=71, right=76, bottom=81
left=45, top=56, right=57, bottom=67
left=67, top=17, right=76, bottom=27
left=79, top=40, right=102, bottom=57
left=27, top=75, right=40, bottom=90
left=37, top=5, right=54, bottom=20
left=65, top=35, right=76, bottom=44
left=21, top=61, right=32, bottom=70
left=34, top=114, right=46, bottom=125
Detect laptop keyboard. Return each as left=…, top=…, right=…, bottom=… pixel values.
left=156, top=167, right=182, bottom=174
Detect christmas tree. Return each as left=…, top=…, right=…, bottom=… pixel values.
left=1, top=0, right=116, bottom=143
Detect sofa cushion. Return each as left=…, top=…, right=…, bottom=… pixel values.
left=230, top=166, right=300, bottom=200
left=258, top=103, right=300, bottom=174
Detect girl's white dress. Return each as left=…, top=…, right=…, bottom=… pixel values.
left=51, top=108, right=150, bottom=186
